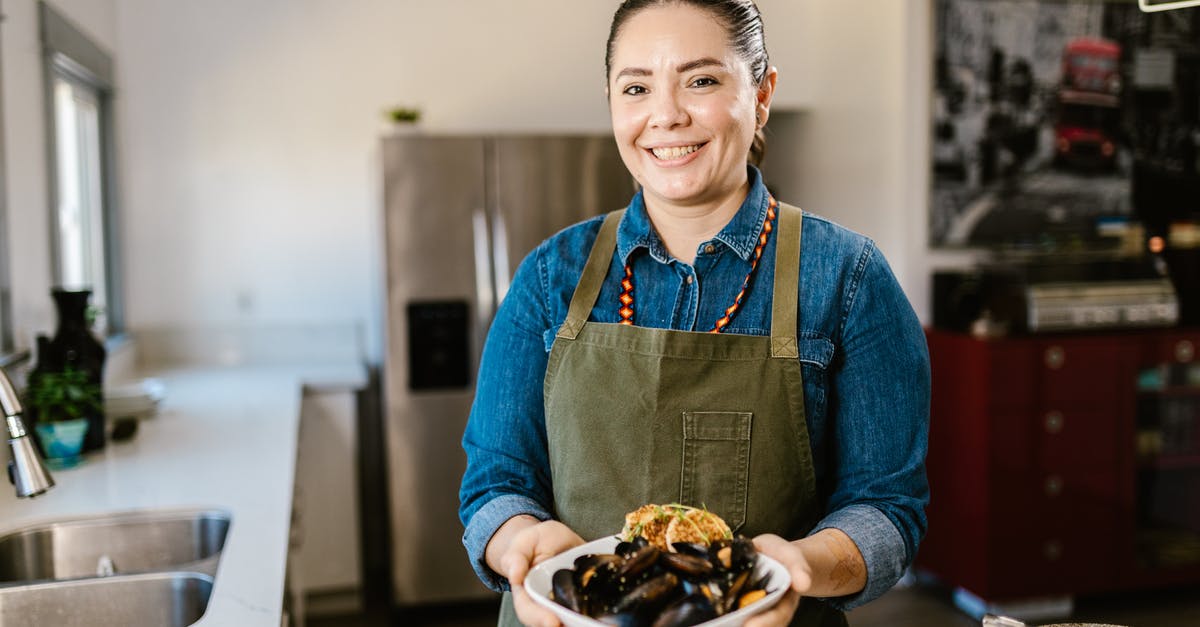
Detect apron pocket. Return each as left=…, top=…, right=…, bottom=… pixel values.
left=680, top=411, right=752, bottom=532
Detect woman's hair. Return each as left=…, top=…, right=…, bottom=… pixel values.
left=606, top=0, right=769, bottom=166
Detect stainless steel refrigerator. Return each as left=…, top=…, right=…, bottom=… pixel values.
left=381, top=134, right=633, bottom=605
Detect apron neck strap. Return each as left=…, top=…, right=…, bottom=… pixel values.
left=558, top=210, right=624, bottom=340
left=770, top=203, right=803, bottom=358
left=558, top=203, right=802, bottom=351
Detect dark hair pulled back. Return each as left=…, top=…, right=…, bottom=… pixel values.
left=605, top=0, right=770, bottom=166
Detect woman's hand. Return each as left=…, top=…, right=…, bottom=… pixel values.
left=744, top=534, right=813, bottom=627
left=490, top=517, right=585, bottom=627
left=744, top=529, right=865, bottom=626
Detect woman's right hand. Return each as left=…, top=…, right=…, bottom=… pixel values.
left=488, top=516, right=585, bottom=627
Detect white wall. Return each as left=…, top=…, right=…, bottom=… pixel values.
left=113, top=0, right=634, bottom=364
left=5, top=1, right=943, bottom=361
left=2, top=0, right=117, bottom=350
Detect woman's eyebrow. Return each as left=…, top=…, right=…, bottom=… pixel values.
left=677, top=57, right=723, bottom=73
left=615, top=67, right=652, bottom=80
left=615, top=57, right=725, bottom=81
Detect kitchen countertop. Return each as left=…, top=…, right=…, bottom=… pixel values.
left=0, top=362, right=367, bottom=626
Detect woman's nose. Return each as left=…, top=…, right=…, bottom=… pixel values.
left=648, top=88, right=689, bottom=129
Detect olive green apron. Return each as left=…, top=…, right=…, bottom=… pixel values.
left=498, top=203, right=846, bottom=627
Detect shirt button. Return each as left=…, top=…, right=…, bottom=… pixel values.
left=685, top=275, right=694, bottom=285
left=703, top=244, right=716, bottom=254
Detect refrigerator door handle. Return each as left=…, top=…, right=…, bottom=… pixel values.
left=491, top=209, right=511, bottom=307
left=472, top=208, right=494, bottom=332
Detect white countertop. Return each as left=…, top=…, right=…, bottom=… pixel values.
left=0, top=362, right=367, bottom=626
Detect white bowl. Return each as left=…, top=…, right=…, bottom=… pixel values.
left=525, top=536, right=791, bottom=627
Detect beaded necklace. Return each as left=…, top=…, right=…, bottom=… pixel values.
left=618, top=196, right=778, bottom=333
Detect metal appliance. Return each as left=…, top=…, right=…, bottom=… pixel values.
left=380, top=134, right=633, bottom=605
left=933, top=257, right=1180, bottom=335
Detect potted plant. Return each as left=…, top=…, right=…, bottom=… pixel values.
left=24, top=366, right=102, bottom=469
left=385, top=106, right=422, bottom=134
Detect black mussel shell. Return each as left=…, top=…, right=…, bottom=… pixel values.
left=612, top=572, right=681, bottom=615
left=711, top=536, right=756, bottom=573
left=616, top=535, right=649, bottom=557
left=616, top=544, right=661, bottom=580
left=659, top=551, right=714, bottom=579
left=670, top=542, right=710, bottom=559
left=552, top=568, right=586, bottom=614
left=651, top=594, right=719, bottom=627
left=574, top=553, right=624, bottom=591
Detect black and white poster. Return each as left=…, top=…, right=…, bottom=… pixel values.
left=931, top=0, right=1200, bottom=249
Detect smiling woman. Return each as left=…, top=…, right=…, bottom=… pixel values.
left=459, top=3, right=931, bottom=627
left=605, top=1, right=774, bottom=264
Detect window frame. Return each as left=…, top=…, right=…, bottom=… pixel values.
left=39, top=0, right=124, bottom=336
left=0, top=8, right=13, bottom=355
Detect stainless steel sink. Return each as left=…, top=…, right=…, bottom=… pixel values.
left=0, top=571, right=213, bottom=627
left=0, top=508, right=230, bottom=583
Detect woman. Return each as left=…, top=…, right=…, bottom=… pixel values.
left=458, top=1, right=930, bottom=625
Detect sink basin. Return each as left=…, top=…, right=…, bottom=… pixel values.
left=0, top=508, right=230, bottom=583
left=0, top=571, right=212, bottom=627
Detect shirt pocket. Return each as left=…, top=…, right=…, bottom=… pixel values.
left=680, top=411, right=752, bottom=533
left=798, top=336, right=835, bottom=423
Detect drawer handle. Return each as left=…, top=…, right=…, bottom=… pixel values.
left=1044, top=346, right=1065, bottom=370
left=1044, top=475, right=1063, bottom=497
left=1044, top=411, right=1064, bottom=434
left=1044, top=540, right=1063, bottom=561
left=1176, top=340, right=1195, bottom=363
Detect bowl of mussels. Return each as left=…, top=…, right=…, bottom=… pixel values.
left=525, top=504, right=790, bottom=627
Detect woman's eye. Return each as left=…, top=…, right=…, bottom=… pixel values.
left=622, top=85, right=648, bottom=96
left=690, top=77, right=718, bottom=88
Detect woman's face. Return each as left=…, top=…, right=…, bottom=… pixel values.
left=608, top=4, right=772, bottom=210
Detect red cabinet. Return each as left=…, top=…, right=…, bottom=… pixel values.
left=919, top=329, right=1200, bottom=602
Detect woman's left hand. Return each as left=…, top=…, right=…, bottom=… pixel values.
left=743, top=533, right=814, bottom=627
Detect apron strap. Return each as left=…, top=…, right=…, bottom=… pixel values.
left=558, top=209, right=624, bottom=340
left=770, top=203, right=803, bottom=358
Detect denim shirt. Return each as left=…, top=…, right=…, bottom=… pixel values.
left=459, top=167, right=930, bottom=610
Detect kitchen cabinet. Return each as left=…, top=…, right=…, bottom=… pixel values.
left=291, top=387, right=363, bottom=618
left=919, top=328, right=1200, bottom=605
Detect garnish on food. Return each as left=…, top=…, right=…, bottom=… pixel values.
left=620, top=503, right=733, bottom=551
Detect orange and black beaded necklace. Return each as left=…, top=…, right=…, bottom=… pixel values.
left=618, top=196, right=778, bottom=333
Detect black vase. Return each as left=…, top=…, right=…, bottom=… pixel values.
left=46, top=289, right=107, bottom=452
left=24, top=335, right=54, bottom=450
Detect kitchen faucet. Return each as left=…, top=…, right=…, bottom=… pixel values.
left=0, top=367, right=54, bottom=498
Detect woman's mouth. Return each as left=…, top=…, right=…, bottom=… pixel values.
left=649, top=143, right=706, bottom=161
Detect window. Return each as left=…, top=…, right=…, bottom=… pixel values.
left=41, top=1, right=121, bottom=336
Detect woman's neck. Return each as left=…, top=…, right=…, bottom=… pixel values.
left=644, top=180, right=750, bottom=265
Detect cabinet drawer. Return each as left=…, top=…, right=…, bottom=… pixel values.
left=1039, top=340, right=1125, bottom=405
left=989, top=523, right=1115, bottom=597
left=990, top=468, right=1119, bottom=596
left=1036, top=405, right=1120, bottom=468
left=993, top=468, right=1119, bottom=533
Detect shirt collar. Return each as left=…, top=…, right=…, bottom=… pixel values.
left=615, top=165, right=771, bottom=265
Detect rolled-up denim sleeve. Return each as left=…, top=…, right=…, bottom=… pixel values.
left=459, top=246, right=557, bottom=592
left=814, top=239, right=930, bottom=610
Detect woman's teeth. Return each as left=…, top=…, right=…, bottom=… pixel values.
left=651, top=144, right=702, bottom=160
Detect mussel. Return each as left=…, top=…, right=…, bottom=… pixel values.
left=659, top=551, right=713, bottom=579
left=549, top=535, right=773, bottom=626
left=552, top=568, right=585, bottom=614
left=651, top=594, right=718, bottom=627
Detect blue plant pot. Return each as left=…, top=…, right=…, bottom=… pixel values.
left=34, top=418, right=90, bottom=469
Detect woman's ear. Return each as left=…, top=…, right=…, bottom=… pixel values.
left=756, top=66, right=779, bottom=128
